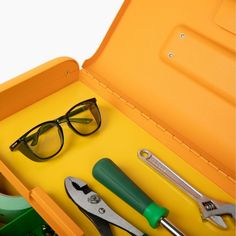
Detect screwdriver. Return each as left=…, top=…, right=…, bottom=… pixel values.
left=93, top=158, right=185, bottom=236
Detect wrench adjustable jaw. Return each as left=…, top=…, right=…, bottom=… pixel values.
left=197, top=196, right=236, bottom=229
left=204, top=202, right=236, bottom=220
left=197, top=196, right=227, bottom=229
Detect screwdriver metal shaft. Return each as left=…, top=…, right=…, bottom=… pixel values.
left=93, top=158, right=185, bottom=236
left=160, top=218, right=184, bottom=236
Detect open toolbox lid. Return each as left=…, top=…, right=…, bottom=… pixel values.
left=82, top=0, right=236, bottom=196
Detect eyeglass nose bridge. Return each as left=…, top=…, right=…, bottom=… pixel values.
left=56, top=115, right=67, bottom=124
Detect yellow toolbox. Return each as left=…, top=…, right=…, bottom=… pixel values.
left=0, top=1, right=235, bottom=235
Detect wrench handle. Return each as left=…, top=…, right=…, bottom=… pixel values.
left=138, top=149, right=203, bottom=201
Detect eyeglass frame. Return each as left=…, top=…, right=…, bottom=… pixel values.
left=9, top=98, right=101, bottom=162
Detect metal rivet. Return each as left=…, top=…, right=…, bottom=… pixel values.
left=168, top=52, right=174, bottom=59
left=180, top=33, right=186, bottom=39
left=88, top=194, right=101, bottom=204
left=98, top=208, right=106, bottom=214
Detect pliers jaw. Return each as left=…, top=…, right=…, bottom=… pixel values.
left=64, top=177, right=146, bottom=236
left=65, top=177, right=113, bottom=236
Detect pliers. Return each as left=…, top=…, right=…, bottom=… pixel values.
left=64, top=177, right=147, bottom=236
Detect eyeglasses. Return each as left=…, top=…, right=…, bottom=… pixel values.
left=10, top=98, right=101, bottom=162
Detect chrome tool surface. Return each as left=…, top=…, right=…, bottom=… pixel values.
left=65, top=176, right=146, bottom=236
left=138, top=149, right=236, bottom=229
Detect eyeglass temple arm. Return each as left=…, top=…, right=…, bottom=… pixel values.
left=28, top=117, right=93, bottom=145
left=29, top=106, right=93, bottom=145
left=10, top=105, right=92, bottom=150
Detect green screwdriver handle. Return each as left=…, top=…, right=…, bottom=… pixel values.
left=92, top=158, right=169, bottom=228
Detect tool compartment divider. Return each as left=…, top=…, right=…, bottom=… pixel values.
left=0, top=160, right=84, bottom=236
left=0, top=57, right=79, bottom=121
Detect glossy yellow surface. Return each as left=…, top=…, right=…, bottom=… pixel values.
left=0, top=0, right=235, bottom=234
left=0, top=80, right=234, bottom=235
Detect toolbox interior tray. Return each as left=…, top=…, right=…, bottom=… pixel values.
left=0, top=1, right=235, bottom=235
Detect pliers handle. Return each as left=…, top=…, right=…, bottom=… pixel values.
left=76, top=204, right=113, bottom=236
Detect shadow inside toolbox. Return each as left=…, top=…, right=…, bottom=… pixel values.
left=0, top=174, right=18, bottom=195
left=0, top=174, right=57, bottom=236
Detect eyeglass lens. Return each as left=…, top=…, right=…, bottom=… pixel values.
left=25, top=122, right=63, bottom=159
left=68, top=103, right=100, bottom=135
